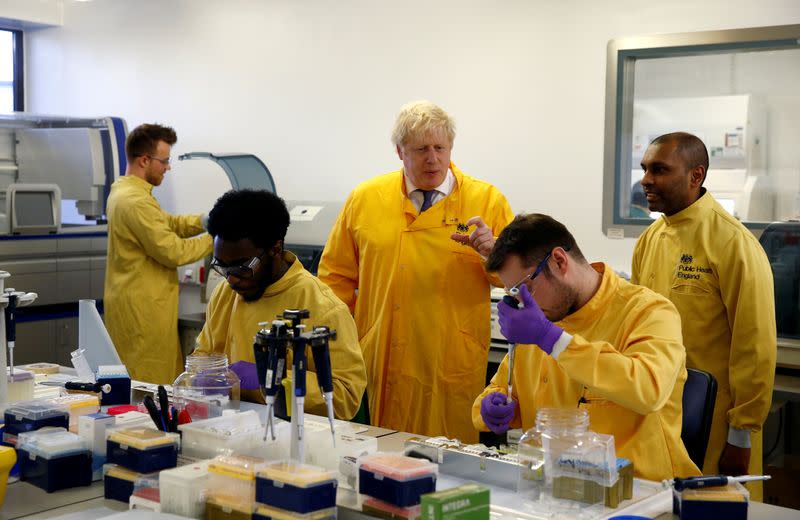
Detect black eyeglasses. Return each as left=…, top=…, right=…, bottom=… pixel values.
left=210, top=252, right=265, bottom=279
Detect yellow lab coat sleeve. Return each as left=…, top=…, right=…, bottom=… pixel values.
left=195, top=253, right=366, bottom=420
left=319, top=165, right=513, bottom=442
left=473, top=264, right=700, bottom=481
left=104, top=175, right=212, bottom=385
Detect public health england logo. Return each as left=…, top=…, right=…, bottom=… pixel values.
left=680, top=254, right=693, bottom=264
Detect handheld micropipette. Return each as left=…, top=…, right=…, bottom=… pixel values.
left=291, top=326, right=308, bottom=463
left=4, top=292, right=17, bottom=376
left=665, top=474, right=771, bottom=491
left=501, top=295, right=519, bottom=404
left=309, top=326, right=338, bottom=447
left=253, top=320, right=288, bottom=441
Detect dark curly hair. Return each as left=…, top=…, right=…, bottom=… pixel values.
left=207, top=189, right=290, bottom=250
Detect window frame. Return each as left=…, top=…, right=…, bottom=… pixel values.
left=601, top=24, right=800, bottom=239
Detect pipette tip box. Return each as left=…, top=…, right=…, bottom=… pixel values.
left=17, top=427, right=92, bottom=493
left=104, top=463, right=148, bottom=503
left=672, top=480, right=748, bottom=520
left=254, top=504, right=337, bottom=520
left=256, top=461, right=338, bottom=514
left=207, top=454, right=267, bottom=505
left=106, top=427, right=179, bottom=473
left=3, top=400, right=69, bottom=435
left=205, top=495, right=256, bottom=519
left=359, top=453, right=437, bottom=508
left=159, top=460, right=209, bottom=519
left=97, top=364, right=131, bottom=405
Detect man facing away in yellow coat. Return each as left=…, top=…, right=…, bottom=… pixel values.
left=194, top=190, right=366, bottom=419
left=632, top=132, right=776, bottom=499
left=319, top=100, right=513, bottom=442
left=104, top=124, right=212, bottom=384
left=473, top=214, right=700, bottom=481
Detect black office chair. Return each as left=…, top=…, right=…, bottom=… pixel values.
left=681, top=367, right=718, bottom=469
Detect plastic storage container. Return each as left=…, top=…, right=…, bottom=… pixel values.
left=173, top=353, right=240, bottom=421
left=159, top=460, right=209, bottom=519
left=3, top=400, right=69, bottom=435
left=673, top=480, right=749, bottom=520
left=129, top=472, right=161, bottom=512
left=206, top=495, right=256, bottom=519
left=17, top=427, right=91, bottom=492
left=6, top=368, right=34, bottom=402
left=256, top=461, right=338, bottom=514
left=179, top=409, right=288, bottom=460
left=359, top=453, right=437, bottom=507
left=254, top=504, right=337, bottom=520
left=48, top=394, right=100, bottom=432
left=104, top=464, right=143, bottom=503
left=106, top=427, right=179, bottom=473
left=207, top=454, right=266, bottom=505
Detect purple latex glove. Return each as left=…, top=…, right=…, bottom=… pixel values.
left=497, top=283, right=563, bottom=354
left=229, top=360, right=260, bottom=390
left=480, top=392, right=517, bottom=434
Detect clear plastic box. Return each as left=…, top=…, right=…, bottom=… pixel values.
left=358, top=453, right=438, bottom=507
left=17, top=427, right=88, bottom=459
left=305, top=419, right=378, bottom=472
left=48, top=394, right=100, bottom=432
left=160, top=460, right=209, bottom=519
left=256, top=461, right=338, bottom=514
left=3, top=399, right=69, bottom=435
left=129, top=472, right=160, bottom=511
left=178, top=410, right=289, bottom=460
left=207, top=454, right=267, bottom=504
left=17, top=427, right=91, bottom=492
left=106, top=427, right=180, bottom=473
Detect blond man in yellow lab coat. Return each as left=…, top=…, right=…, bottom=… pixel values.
left=632, top=132, right=776, bottom=498
left=318, top=100, right=513, bottom=442
left=194, top=190, right=366, bottom=419
left=473, top=214, right=700, bottom=481
left=104, top=124, right=212, bottom=384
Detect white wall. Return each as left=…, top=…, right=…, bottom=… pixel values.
left=20, top=0, right=800, bottom=272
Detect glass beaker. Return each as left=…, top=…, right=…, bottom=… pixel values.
left=173, top=353, right=240, bottom=421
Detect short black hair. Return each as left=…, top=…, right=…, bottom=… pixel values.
left=207, top=189, right=290, bottom=250
left=486, top=213, right=585, bottom=272
left=125, top=123, right=177, bottom=161
left=651, top=131, right=709, bottom=181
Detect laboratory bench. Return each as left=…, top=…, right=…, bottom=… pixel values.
left=5, top=416, right=800, bottom=519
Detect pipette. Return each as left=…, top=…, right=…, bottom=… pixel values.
left=664, top=474, right=771, bottom=491
left=253, top=320, right=287, bottom=441
left=501, top=295, right=519, bottom=404
left=309, top=326, right=338, bottom=447
left=291, top=325, right=308, bottom=463
left=4, top=292, right=17, bottom=376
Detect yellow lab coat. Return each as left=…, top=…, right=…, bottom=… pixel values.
left=318, top=164, right=513, bottom=442
left=104, top=175, right=212, bottom=384
left=473, top=264, right=700, bottom=481
left=632, top=191, right=776, bottom=499
left=195, top=252, right=367, bottom=420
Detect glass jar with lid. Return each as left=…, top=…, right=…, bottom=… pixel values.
left=517, top=407, right=589, bottom=498
left=172, top=353, right=240, bottom=421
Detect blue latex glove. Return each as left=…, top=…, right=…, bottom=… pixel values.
left=229, top=360, right=260, bottom=390
left=480, top=392, right=517, bottom=435
left=497, top=283, right=563, bottom=354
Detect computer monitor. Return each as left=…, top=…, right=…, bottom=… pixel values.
left=8, top=183, right=61, bottom=235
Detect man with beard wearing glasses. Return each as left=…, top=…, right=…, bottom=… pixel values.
left=192, top=189, right=366, bottom=419
left=632, top=132, right=776, bottom=499
left=472, top=213, right=699, bottom=482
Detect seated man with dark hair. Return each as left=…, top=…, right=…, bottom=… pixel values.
left=193, top=189, right=367, bottom=419
left=472, top=213, right=699, bottom=481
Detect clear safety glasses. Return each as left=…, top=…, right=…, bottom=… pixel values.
left=210, top=253, right=264, bottom=279
left=506, top=251, right=552, bottom=297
